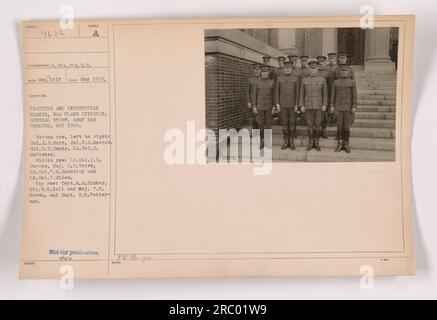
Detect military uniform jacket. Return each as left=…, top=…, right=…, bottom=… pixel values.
left=247, top=76, right=259, bottom=105
left=290, top=67, right=302, bottom=77
left=299, top=67, right=311, bottom=79
left=325, top=63, right=338, bottom=73
left=299, top=75, right=328, bottom=110
left=274, top=68, right=285, bottom=78
left=275, top=74, right=300, bottom=108
left=254, top=78, right=275, bottom=110
left=330, top=78, right=358, bottom=111
left=317, top=68, right=333, bottom=98
left=330, top=65, right=356, bottom=80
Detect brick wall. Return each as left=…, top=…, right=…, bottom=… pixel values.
left=205, top=53, right=252, bottom=133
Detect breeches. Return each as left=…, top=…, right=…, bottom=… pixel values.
left=280, top=108, right=297, bottom=131
left=256, top=110, right=272, bottom=130
left=304, top=109, right=323, bottom=130
left=335, top=110, right=353, bottom=130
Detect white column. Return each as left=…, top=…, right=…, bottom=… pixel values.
left=364, top=27, right=394, bottom=72
left=322, top=28, right=337, bottom=55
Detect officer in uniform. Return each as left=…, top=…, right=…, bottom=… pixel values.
left=253, top=64, right=275, bottom=149
left=325, top=52, right=338, bottom=73
left=287, top=54, right=300, bottom=67
left=299, top=58, right=328, bottom=151
left=333, top=52, right=355, bottom=80
left=286, top=55, right=302, bottom=77
left=247, top=63, right=261, bottom=129
left=275, top=56, right=287, bottom=77
left=261, top=56, right=273, bottom=79
left=330, top=66, right=357, bottom=153
left=299, top=55, right=311, bottom=79
left=329, top=52, right=357, bottom=140
left=317, top=55, right=328, bottom=67
left=275, top=60, right=300, bottom=150
left=317, top=59, right=331, bottom=139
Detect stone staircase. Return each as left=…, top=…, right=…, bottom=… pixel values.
left=244, top=71, right=397, bottom=162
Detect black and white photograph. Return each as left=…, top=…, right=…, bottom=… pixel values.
left=205, top=27, right=399, bottom=162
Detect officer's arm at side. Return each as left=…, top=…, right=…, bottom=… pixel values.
left=295, top=78, right=300, bottom=108
left=352, top=80, right=358, bottom=109
left=275, top=79, right=280, bottom=106
left=322, top=79, right=328, bottom=106
left=299, top=80, right=305, bottom=108
left=330, top=81, right=336, bottom=108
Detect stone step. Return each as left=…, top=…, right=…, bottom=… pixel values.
left=355, top=76, right=397, bottom=81
left=246, top=112, right=395, bottom=128
left=357, top=99, right=396, bottom=106
left=269, top=135, right=395, bottom=151
left=358, top=105, right=396, bottom=112
left=353, top=119, right=395, bottom=129
left=356, top=84, right=397, bottom=89
left=236, top=146, right=395, bottom=162
left=355, top=111, right=395, bottom=120
left=357, top=94, right=396, bottom=100
left=254, top=125, right=396, bottom=139
left=374, top=85, right=397, bottom=89
left=357, top=89, right=397, bottom=95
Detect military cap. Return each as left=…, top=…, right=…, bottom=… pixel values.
left=338, top=52, right=349, bottom=58
left=287, top=54, right=298, bottom=59
left=283, top=60, right=293, bottom=67
left=327, top=52, right=337, bottom=57
left=277, top=56, right=286, bottom=62
left=260, top=64, right=271, bottom=71
left=252, top=63, right=261, bottom=69
left=307, top=58, right=319, bottom=65
left=262, top=56, right=271, bottom=63
left=300, top=55, right=309, bottom=59
left=317, top=55, right=327, bottom=60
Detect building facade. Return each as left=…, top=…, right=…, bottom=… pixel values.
left=204, top=28, right=398, bottom=132
left=240, top=27, right=398, bottom=72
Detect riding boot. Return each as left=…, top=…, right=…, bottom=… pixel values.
left=335, top=140, right=343, bottom=152
left=260, top=128, right=264, bottom=149
left=306, top=129, right=313, bottom=151
left=289, top=129, right=296, bottom=150
left=343, top=129, right=351, bottom=153
left=281, top=130, right=288, bottom=150
left=322, top=125, right=328, bottom=139
left=314, top=130, right=321, bottom=151
left=321, top=116, right=328, bottom=139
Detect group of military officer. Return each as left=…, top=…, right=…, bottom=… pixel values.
left=247, top=52, right=357, bottom=153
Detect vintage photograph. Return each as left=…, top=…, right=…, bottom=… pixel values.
left=205, top=27, right=399, bottom=162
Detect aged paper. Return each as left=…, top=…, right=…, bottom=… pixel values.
left=20, top=16, right=415, bottom=279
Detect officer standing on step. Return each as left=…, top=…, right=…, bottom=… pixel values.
left=275, top=60, right=300, bottom=150
left=261, top=56, right=273, bottom=79
left=317, top=55, right=328, bottom=67
left=330, top=66, right=357, bottom=153
left=288, top=55, right=302, bottom=77
left=325, top=52, right=338, bottom=122
left=287, top=54, right=301, bottom=76
left=330, top=52, right=357, bottom=139
left=299, top=55, right=311, bottom=79
left=325, top=52, right=338, bottom=72
left=332, top=52, right=355, bottom=80
left=299, top=58, right=328, bottom=151
left=317, top=56, right=331, bottom=139
left=253, top=64, right=275, bottom=149
left=247, top=63, right=261, bottom=129
left=275, top=56, right=287, bottom=78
